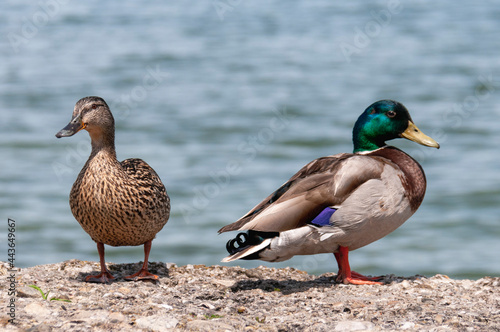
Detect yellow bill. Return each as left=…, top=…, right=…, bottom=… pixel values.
left=401, top=121, right=440, bottom=149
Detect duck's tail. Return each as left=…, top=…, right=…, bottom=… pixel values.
left=222, top=225, right=341, bottom=263
left=222, top=231, right=278, bottom=262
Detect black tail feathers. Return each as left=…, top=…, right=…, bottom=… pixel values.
left=225, top=230, right=279, bottom=260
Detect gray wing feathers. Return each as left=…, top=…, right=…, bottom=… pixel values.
left=327, top=164, right=413, bottom=250
left=220, top=154, right=387, bottom=233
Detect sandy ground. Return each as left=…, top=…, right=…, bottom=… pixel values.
left=1, top=260, right=499, bottom=331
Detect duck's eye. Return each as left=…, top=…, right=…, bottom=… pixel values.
left=387, top=110, right=396, bottom=118
left=91, top=104, right=98, bottom=109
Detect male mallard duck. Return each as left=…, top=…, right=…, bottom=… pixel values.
left=56, top=96, right=170, bottom=283
left=219, top=100, right=439, bottom=285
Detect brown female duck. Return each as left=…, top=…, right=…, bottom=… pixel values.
left=56, top=96, right=170, bottom=283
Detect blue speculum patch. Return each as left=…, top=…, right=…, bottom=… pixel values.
left=310, top=207, right=336, bottom=227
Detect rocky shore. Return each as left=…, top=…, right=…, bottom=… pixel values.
left=1, top=260, right=499, bottom=331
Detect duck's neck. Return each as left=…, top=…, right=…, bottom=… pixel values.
left=352, top=138, right=383, bottom=153
left=352, top=132, right=385, bottom=153
left=89, top=129, right=117, bottom=159
left=352, top=121, right=386, bottom=153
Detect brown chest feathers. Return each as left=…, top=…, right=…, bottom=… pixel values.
left=368, top=146, right=427, bottom=212
left=70, top=151, right=170, bottom=247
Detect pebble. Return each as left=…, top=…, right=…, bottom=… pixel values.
left=401, top=322, right=415, bottom=329
left=24, top=302, right=51, bottom=316
left=401, top=280, right=411, bottom=289
left=213, top=279, right=235, bottom=288
left=156, top=303, right=173, bottom=310
left=334, top=320, right=374, bottom=331
left=186, top=320, right=234, bottom=331
left=1, top=260, right=498, bottom=331
left=108, top=312, right=126, bottom=323
left=103, top=292, right=125, bottom=298
left=135, top=315, right=179, bottom=330
left=80, top=264, right=94, bottom=273
left=118, top=287, right=132, bottom=294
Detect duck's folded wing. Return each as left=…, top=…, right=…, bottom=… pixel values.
left=120, top=158, right=170, bottom=214
left=218, top=153, right=385, bottom=233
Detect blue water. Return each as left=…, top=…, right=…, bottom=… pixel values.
left=1, top=1, right=499, bottom=279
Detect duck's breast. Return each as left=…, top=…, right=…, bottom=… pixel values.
left=70, top=155, right=169, bottom=246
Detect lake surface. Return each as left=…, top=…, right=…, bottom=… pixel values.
left=1, top=1, right=499, bottom=279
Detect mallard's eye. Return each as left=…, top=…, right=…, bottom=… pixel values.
left=387, top=110, right=396, bottom=118
left=92, top=104, right=98, bottom=109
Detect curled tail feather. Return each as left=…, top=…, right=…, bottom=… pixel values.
left=222, top=231, right=278, bottom=262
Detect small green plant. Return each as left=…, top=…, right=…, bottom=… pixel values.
left=256, top=316, right=266, bottom=323
left=29, top=285, right=71, bottom=302
left=204, top=314, right=223, bottom=320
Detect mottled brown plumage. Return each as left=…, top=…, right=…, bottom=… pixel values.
left=56, top=96, right=170, bottom=283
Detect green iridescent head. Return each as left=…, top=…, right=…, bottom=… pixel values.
left=352, top=100, right=440, bottom=153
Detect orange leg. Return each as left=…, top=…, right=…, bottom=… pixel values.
left=124, top=240, right=159, bottom=281
left=334, top=246, right=383, bottom=285
left=85, top=242, right=116, bottom=283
